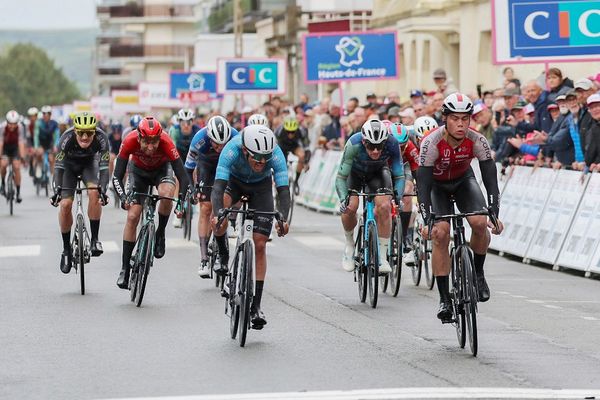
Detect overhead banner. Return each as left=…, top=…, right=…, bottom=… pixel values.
left=302, top=30, right=399, bottom=83
left=169, top=71, right=219, bottom=101
left=217, top=58, right=286, bottom=94
left=492, top=0, right=600, bottom=63
left=111, top=90, right=146, bottom=114
left=139, top=82, right=183, bottom=108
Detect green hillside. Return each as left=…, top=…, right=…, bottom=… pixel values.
left=0, top=29, right=97, bottom=97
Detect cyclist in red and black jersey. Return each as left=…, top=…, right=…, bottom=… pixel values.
left=417, top=93, right=504, bottom=323
left=112, top=116, right=190, bottom=289
left=0, top=110, right=26, bottom=203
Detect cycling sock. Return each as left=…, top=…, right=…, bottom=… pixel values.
left=199, top=236, right=208, bottom=260
left=436, top=275, right=450, bottom=301
left=122, top=240, right=135, bottom=270
left=61, top=231, right=71, bottom=251
left=90, top=220, right=100, bottom=241
left=379, top=237, right=389, bottom=260
left=400, top=212, right=411, bottom=239
left=156, top=213, right=169, bottom=236
left=215, top=234, right=228, bottom=257
left=344, top=230, right=354, bottom=245
left=253, top=280, right=264, bottom=310
left=16, top=185, right=20, bottom=196
left=473, top=253, right=486, bottom=276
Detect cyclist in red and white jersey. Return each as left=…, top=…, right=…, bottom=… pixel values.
left=0, top=110, right=26, bottom=203
left=417, top=93, right=504, bottom=323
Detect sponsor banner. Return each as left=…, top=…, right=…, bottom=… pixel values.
left=72, top=101, right=92, bottom=112
left=525, top=169, right=586, bottom=264
left=90, top=96, right=113, bottom=118
left=217, top=58, right=286, bottom=94
left=302, top=30, right=399, bottom=83
left=111, top=90, right=146, bottom=113
left=139, top=82, right=183, bottom=108
left=493, top=0, right=600, bottom=63
left=169, top=71, right=219, bottom=100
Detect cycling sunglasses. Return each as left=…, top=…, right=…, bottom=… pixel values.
left=364, top=142, right=385, bottom=151
left=75, top=129, right=96, bottom=138
left=246, top=150, right=272, bottom=163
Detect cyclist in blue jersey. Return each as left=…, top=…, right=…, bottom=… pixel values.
left=211, top=125, right=290, bottom=329
left=336, top=119, right=406, bottom=274
left=185, top=115, right=239, bottom=277
left=34, top=105, right=60, bottom=178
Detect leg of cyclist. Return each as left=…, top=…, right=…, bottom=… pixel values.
left=84, top=164, right=104, bottom=256
left=340, top=195, right=359, bottom=271
left=58, top=195, right=74, bottom=274
left=117, top=204, right=143, bottom=288
left=198, top=202, right=213, bottom=278
left=155, top=181, right=175, bottom=259
left=12, top=157, right=22, bottom=203
left=0, top=156, right=7, bottom=195
left=431, top=221, right=452, bottom=321
left=401, top=178, right=415, bottom=264
left=374, top=194, right=392, bottom=274
left=292, top=147, right=305, bottom=194
left=212, top=192, right=232, bottom=273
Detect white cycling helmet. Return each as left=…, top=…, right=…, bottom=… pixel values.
left=6, top=110, right=19, bottom=124
left=441, top=92, right=474, bottom=115
left=27, top=107, right=39, bottom=117
left=177, top=108, right=195, bottom=121
left=206, top=115, right=232, bottom=144
left=361, top=119, right=389, bottom=144
left=247, top=113, right=269, bottom=127
left=414, top=116, right=439, bottom=136
left=41, top=105, right=52, bottom=114
left=242, top=125, right=276, bottom=155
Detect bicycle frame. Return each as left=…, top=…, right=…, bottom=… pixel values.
left=232, top=200, right=256, bottom=298
left=362, top=197, right=378, bottom=268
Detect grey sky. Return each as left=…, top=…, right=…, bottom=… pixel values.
left=0, top=0, right=99, bottom=30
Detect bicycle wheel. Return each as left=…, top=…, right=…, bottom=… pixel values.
left=355, top=225, right=367, bottom=303
left=238, top=241, right=254, bottom=347
left=76, top=214, right=86, bottom=295
left=7, top=174, right=14, bottom=216
left=229, top=251, right=240, bottom=340
left=130, top=226, right=146, bottom=302
left=367, top=223, right=379, bottom=308
left=135, top=224, right=154, bottom=307
left=423, top=239, right=435, bottom=290
left=183, top=200, right=193, bottom=241
left=460, top=247, right=478, bottom=356
left=451, top=248, right=466, bottom=349
left=287, top=180, right=295, bottom=226
left=389, top=217, right=402, bottom=297
left=411, top=228, right=423, bottom=286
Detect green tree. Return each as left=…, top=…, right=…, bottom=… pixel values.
left=0, top=43, right=80, bottom=114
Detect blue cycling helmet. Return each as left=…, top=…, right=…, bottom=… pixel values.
left=130, top=114, right=143, bottom=129
left=390, top=123, right=409, bottom=145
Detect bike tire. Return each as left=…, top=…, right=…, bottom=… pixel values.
left=367, top=223, right=379, bottom=308
left=423, top=239, right=435, bottom=290
left=8, top=184, right=14, bottom=216
left=135, top=224, right=154, bottom=307
left=238, top=241, right=254, bottom=347
left=287, top=182, right=295, bottom=226
left=389, top=217, right=402, bottom=297
left=380, top=275, right=389, bottom=294
left=411, top=230, right=423, bottom=286
left=355, top=225, right=367, bottom=303
left=229, top=252, right=240, bottom=340
left=461, top=247, right=478, bottom=356
left=130, top=226, right=146, bottom=303
left=451, top=248, right=466, bottom=349
left=77, top=215, right=86, bottom=295
left=183, top=200, right=193, bottom=241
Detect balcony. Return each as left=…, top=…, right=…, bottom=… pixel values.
left=97, top=3, right=197, bottom=23
left=208, top=0, right=266, bottom=33
left=108, top=44, right=194, bottom=62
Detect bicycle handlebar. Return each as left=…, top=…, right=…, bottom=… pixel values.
left=216, top=208, right=285, bottom=232
left=427, top=207, right=499, bottom=235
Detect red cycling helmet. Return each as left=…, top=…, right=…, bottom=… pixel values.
left=137, top=116, right=162, bottom=138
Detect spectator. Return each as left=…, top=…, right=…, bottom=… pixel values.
left=298, top=93, right=310, bottom=112
left=473, top=103, right=494, bottom=141
left=431, top=92, right=445, bottom=124
left=584, top=94, right=600, bottom=171
left=432, top=67, right=458, bottom=95
left=400, top=107, right=416, bottom=126
left=483, top=90, right=495, bottom=108
left=574, top=78, right=596, bottom=106
left=532, top=92, right=575, bottom=167
left=385, top=91, right=401, bottom=112
left=388, top=106, right=401, bottom=124
left=413, top=102, right=427, bottom=118
left=502, top=66, right=521, bottom=88
left=353, top=107, right=367, bottom=131
left=503, top=86, right=520, bottom=111
left=365, top=92, right=377, bottom=105
left=574, top=79, right=596, bottom=154
left=410, top=90, right=423, bottom=106
left=547, top=67, right=574, bottom=102
left=522, top=80, right=553, bottom=133
left=506, top=99, right=530, bottom=136
left=322, top=104, right=343, bottom=150
left=547, top=103, right=560, bottom=122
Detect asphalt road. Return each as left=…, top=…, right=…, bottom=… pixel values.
left=2, top=178, right=600, bottom=400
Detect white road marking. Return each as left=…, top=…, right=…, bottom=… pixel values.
left=543, top=304, right=561, bottom=309
left=582, top=316, right=598, bottom=321
left=293, top=235, right=343, bottom=249
left=0, top=245, right=41, bottom=258
left=526, top=299, right=545, bottom=304
left=496, top=291, right=510, bottom=295
left=510, top=295, right=528, bottom=299
left=101, top=387, right=600, bottom=400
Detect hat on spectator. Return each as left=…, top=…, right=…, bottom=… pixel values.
left=472, top=103, right=487, bottom=116
left=388, top=106, right=401, bottom=117
left=587, top=93, right=600, bottom=105
left=511, top=99, right=528, bottom=110
left=410, top=90, right=423, bottom=98
left=433, top=68, right=447, bottom=79
left=377, top=105, right=388, bottom=114
left=575, top=78, right=593, bottom=91
left=503, top=87, right=520, bottom=97
left=523, top=103, right=535, bottom=115
left=589, top=73, right=600, bottom=84
left=555, top=93, right=568, bottom=102
left=547, top=102, right=559, bottom=110
left=241, top=105, right=253, bottom=114
left=399, top=107, right=416, bottom=119
left=566, top=89, right=578, bottom=99
left=366, top=92, right=377, bottom=99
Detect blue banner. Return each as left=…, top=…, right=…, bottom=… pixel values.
left=508, top=0, right=600, bottom=58
left=169, top=71, right=218, bottom=99
left=303, top=31, right=398, bottom=83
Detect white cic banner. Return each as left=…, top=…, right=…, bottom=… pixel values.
left=525, top=169, right=586, bottom=265
left=569, top=173, right=600, bottom=272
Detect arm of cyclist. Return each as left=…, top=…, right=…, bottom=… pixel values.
left=271, top=146, right=291, bottom=235
left=112, top=156, right=129, bottom=209
left=97, top=129, right=110, bottom=204
left=50, top=131, right=72, bottom=206
left=479, top=159, right=503, bottom=234
left=335, top=139, right=359, bottom=212
left=210, top=178, right=227, bottom=223
left=170, top=157, right=190, bottom=215
left=416, top=133, right=437, bottom=233
left=389, top=138, right=406, bottom=204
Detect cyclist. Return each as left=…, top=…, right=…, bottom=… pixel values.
left=108, top=122, right=123, bottom=177
left=122, top=114, right=142, bottom=140
left=390, top=123, right=420, bottom=263
left=0, top=110, right=26, bottom=203
left=50, top=112, right=110, bottom=274
left=414, top=116, right=439, bottom=141
left=184, top=115, right=239, bottom=278
left=170, top=108, right=199, bottom=228
left=112, top=116, right=190, bottom=289
left=273, top=116, right=310, bottom=194
left=336, top=119, right=406, bottom=275
left=25, top=107, right=38, bottom=174
left=417, top=93, right=504, bottom=323
left=34, top=105, right=60, bottom=178
left=247, top=113, right=270, bottom=127
left=211, top=125, right=290, bottom=329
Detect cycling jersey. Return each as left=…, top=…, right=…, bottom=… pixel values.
left=117, top=131, right=179, bottom=171
left=335, top=133, right=405, bottom=202
left=0, top=122, right=25, bottom=146
left=35, top=119, right=59, bottom=149
left=273, top=125, right=308, bottom=155
left=184, top=127, right=240, bottom=169
left=215, top=135, right=288, bottom=186
left=169, top=124, right=200, bottom=160
left=108, top=132, right=122, bottom=155
left=402, top=140, right=419, bottom=172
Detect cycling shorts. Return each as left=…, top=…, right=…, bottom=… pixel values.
left=225, top=176, right=274, bottom=237
left=431, top=169, right=486, bottom=218
left=2, top=144, right=20, bottom=161
left=280, top=143, right=301, bottom=161
left=39, top=139, right=53, bottom=151
left=196, top=161, right=217, bottom=203
left=127, top=162, right=175, bottom=204
left=59, top=159, right=99, bottom=198
left=347, top=166, right=393, bottom=195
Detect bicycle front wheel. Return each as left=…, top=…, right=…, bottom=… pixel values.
left=238, top=241, right=254, bottom=347
left=183, top=201, right=193, bottom=241
left=460, top=246, right=478, bottom=356
left=228, top=252, right=240, bottom=340
left=287, top=181, right=295, bottom=226
left=411, top=229, right=423, bottom=286
left=423, top=239, right=435, bottom=290
left=355, top=225, right=367, bottom=303
left=451, top=248, right=466, bottom=349
left=389, top=216, right=402, bottom=297
left=76, top=215, right=86, bottom=295
left=135, top=224, right=154, bottom=307
left=367, top=223, right=379, bottom=308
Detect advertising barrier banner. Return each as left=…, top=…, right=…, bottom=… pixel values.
left=492, top=0, right=600, bottom=63
left=302, top=30, right=399, bottom=83
left=216, top=58, right=286, bottom=94
left=169, top=71, right=219, bottom=101
left=111, top=90, right=146, bottom=113
left=139, top=82, right=183, bottom=108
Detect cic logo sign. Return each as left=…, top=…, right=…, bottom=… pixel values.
left=217, top=58, right=285, bottom=94
left=508, top=0, right=600, bottom=58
